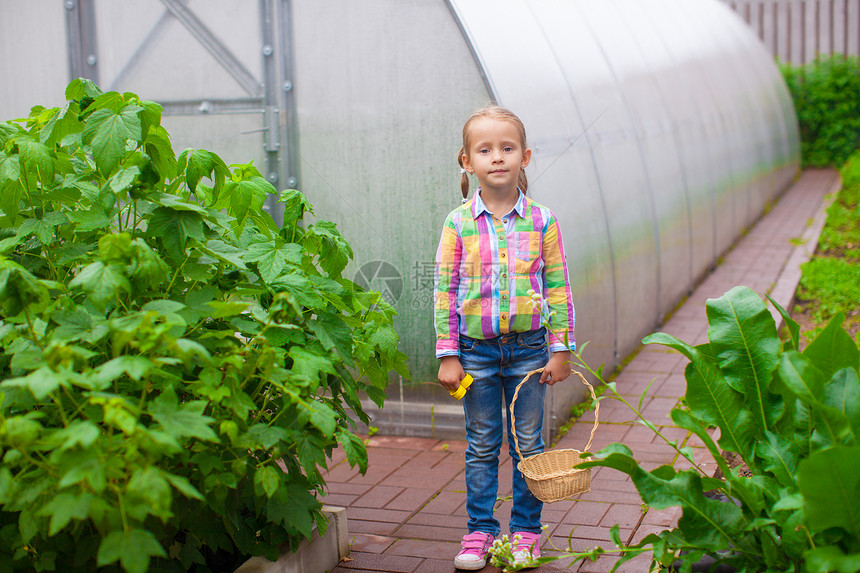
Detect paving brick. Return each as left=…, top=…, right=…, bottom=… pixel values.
left=641, top=506, right=682, bottom=527
left=579, top=489, right=643, bottom=505
left=561, top=500, right=611, bottom=526
left=367, top=436, right=441, bottom=450
left=431, top=440, right=468, bottom=453
left=577, top=553, right=621, bottom=573
left=348, top=519, right=401, bottom=536
left=347, top=507, right=413, bottom=524
left=600, top=503, right=646, bottom=529
left=349, top=464, right=397, bottom=485
left=396, top=523, right=468, bottom=542
left=322, top=492, right=360, bottom=507
left=348, top=533, right=397, bottom=554
left=550, top=524, right=631, bottom=542
left=407, top=512, right=468, bottom=529
left=353, top=485, right=404, bottom=508
left=385, top=538, right=460, bottom=560
left=386, top=488, right=437, bottom=512
left=412, top=557, right=463, bottom=573
left=419, top=490, right=466, bottom=514
left=326, top=482, right=372, bottom=496
left=334, top=551, right=422, bottom=572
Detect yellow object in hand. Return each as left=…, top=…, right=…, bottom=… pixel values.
left=449, top=374, right=474, bottom=399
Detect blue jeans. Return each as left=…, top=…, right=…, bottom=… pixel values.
left=459, top=328, right=548, bottom=536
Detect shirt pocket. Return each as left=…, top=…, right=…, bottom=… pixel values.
left=514, top=231, right=542, bottom=275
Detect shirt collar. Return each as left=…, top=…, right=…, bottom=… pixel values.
left=471, top=188, right=528, bottom=221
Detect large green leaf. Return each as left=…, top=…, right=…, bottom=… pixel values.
left=778, top=352, right=852, bottom=449
left=69, top=261, right=130, bottom=308
left=222, top=176, right=271, bottom=223
left=824, top=368, right=860, bottom=434
left=40, top=101, right=83, bottom=148
left=82, top=105, right=142, bottom=175
left=0, top=263, right=50, bottom=316
left=798, top=446, right=860, bottom=536
left=585, top=449, right=747, bottom=550
left=644, top=333, right=755, bottom=459
left=148, top=387, right=218, bottom=443
left=178, top=148, right=229, bottom=197
left=143, top=124, right=176, bottom=180
left=706, top=286, right=780, bottom=433
left=803, top=312, right=860, bottom=380
left=18, top=139, right=55, bottom=188
left=147, top=206, right=205, bottom=260
left=96, top=529, right=167, bottom=573
left=755, top=431, right=800, bottom=487
left=243, top=240, right=302, bottom=283
left=805, top=546, right=860, bottom=573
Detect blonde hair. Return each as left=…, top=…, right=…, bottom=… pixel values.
left=458, top=105, right=529, bottom=201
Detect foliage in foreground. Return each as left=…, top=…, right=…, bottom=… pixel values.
left=796, top=150, right=860, bottom=343
left=0, top=80, right=408, bottom=572
left=536, top=287, right=858, bottom=573
left=589, top=287, right=859, bottom=571
left=781, top=54, right=860, bottom=167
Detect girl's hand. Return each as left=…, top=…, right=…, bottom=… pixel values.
left=540, top=351, right=572, bottom=385
left=438, top=356, right=467, bottom=392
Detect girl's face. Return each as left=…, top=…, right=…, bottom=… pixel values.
left=462, top=117, right=531, bottom=196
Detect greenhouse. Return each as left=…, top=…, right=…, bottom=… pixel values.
left=0, top=0, right=800, bottom=439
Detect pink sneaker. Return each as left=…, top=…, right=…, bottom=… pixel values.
left=454, top=531, right=494, bottom=570
left=512, top=531, right=541, bottom=568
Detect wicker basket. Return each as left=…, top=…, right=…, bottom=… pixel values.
left=510, top=369, right=599, bottom=503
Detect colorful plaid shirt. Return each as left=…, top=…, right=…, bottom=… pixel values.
left=434, top=190, right=575, bottom=357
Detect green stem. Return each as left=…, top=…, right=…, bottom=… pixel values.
left=573, top=354, right=709, bottom=477
left=23, top=308, right=44, bottom=350
left=165, top=256, right=189, bottom=295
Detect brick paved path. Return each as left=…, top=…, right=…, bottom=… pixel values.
left=323, top=169, right=840, bottom=573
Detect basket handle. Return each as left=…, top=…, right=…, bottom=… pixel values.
left=510, top=368, right=599, bottom=464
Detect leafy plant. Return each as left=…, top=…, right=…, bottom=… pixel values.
left=0, top=79, right=408, bottom=572
left=781, top=54, right=860, bottom=167
left=796, top=150, right=860, bottom=342
left=574, top=286, right=860, bottom=572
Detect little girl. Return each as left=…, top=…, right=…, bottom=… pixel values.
left=434, top=106, right=576, bottom=570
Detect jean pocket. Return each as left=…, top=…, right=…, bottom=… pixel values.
left=519, top=329, right=547, bottom=349
left=459, top=337, right=477, bottom=352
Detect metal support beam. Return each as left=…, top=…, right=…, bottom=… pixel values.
left=261, top=0, right=284, bottom=223
left=64, top=0, right=100, bottom=84
left=157, top=97, right=263, bottom=116
left=278, top=0, right=301, bottom=192
left=158, top=0, right=262, bottom=97
left=108, top=0, right=190, bottom=92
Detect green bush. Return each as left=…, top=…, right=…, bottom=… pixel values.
left=0, top=80, right=408, bottom=572
left=782, top=54, right=860, bottom=167
left=562, top=287, right=859, bottom=572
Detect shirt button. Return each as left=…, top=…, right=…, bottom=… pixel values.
left=501, top=314, right=508, bottom=320
left=500, top=253, right=506, bottom=259
left=503, top=219, right=508, bottom=224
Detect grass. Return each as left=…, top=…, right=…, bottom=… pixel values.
left=794, top=151, right=860, bottom=344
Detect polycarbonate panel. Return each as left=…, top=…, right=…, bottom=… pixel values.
left=626, top=0, right=718, bottom=287
left=93, top=0, right=262, bottom=99
left=444, top=0, right=798, bottom=436
left=0, top=0, right=68, bottom=119
left=291, top=0, right=490, bottom=432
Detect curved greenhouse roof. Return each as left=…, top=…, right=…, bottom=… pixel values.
left=293, top=0, right=799, bottom=435
left=0, top=0, right=800, bottom=438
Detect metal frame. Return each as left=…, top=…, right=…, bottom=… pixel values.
left=63, top=0, right=300, bottom=219
left=64, top=0, right=100, bottom=85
